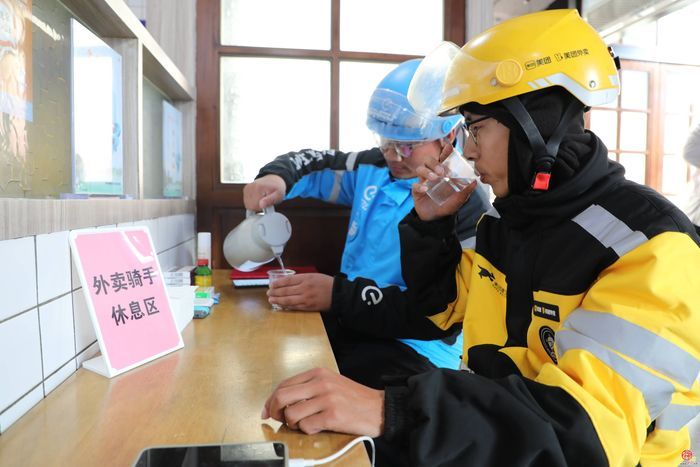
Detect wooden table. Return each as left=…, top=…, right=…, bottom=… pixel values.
left=0, top=270, right=369, bottom=466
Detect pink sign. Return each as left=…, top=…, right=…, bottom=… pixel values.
left=70, top=227, right=183, bottom=377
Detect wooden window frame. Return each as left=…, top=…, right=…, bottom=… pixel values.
left=586, top=58, right=698, bottom=198
left=196, top=0, right=466, bottom=268
left=586, top=60, right=659, bottom=187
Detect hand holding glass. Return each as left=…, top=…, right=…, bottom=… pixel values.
left=267, top=269, right=296, bottom=310
left=424, top=151, right=476, bottom=205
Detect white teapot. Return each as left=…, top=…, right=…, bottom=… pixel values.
left=223, top=206, right=292, bottom=271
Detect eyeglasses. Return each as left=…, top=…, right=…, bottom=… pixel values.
left=379, top=139, right=432, bottom=158
left=464, top=116, right=492, bottom=147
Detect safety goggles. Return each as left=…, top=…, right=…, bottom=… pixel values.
left=378, top=138, right=432, bottom=158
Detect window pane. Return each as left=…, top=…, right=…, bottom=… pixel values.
left=588, top=110, right=617, bottom=150
left=220, top=57, right=330, bottom=183
left=664, top=71, right=693, bottom=114
left=619, top=153, right=646, bottom=185
left=340, top=0, right=443, bottom=55
left=71, top=19, right=124, bottom=196
left=221, top=0, right=330, bottom=49
left=619, top=111, right=647, bottom=152
left=339, top=61, right=397, bottom=151
left=620, top=70, right=648, bottom=110
left=662, top=153, right=688, bottom=194
left=664, top=114, right=692, bottom=154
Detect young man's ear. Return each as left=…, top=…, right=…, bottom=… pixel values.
left=441, top=127, right=458, bottom=148
left=447, top=128, right=458, bottom=141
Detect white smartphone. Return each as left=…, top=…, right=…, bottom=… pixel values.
left=133, top=441, right=288, bottom=467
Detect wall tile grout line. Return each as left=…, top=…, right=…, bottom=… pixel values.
left=1, top=346, right=99, bottom=421
left=41, top=357, right=77, bottom=387
left=33, top=236, right=46, bottom=396
left=0, top=382, right=43, bottom=418
left=0, top=289, right=75, bottom=325
left=76, top=340, right=98, bottom=357
left=0, top=306, right=35, bottom=326
left=37, top=290, right=74, bottom=310
left=70, top=268, right=77, bottom=358
left=156, top=235, right=196, bottom=256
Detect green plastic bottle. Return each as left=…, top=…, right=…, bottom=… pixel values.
left=194, top=258, right=212, bottom=287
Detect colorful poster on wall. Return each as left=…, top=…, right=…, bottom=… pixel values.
left=69, top=227, right=184, bottom=378
left=162, top=100, right=183, bottom=197
left=0, top=0, right=32, bottom=194
left=0, top=0, right=32, bottom=121
left=70, top=18, right=124, bottom=195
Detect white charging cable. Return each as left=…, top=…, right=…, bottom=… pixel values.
left=288, top=435, right=375, bottom=467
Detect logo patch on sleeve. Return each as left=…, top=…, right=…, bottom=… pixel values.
left=361, top=285, right=383, bottom=305
left=532, top=300, right=560, bottom=322
left=539, top=326, right=558, bottom=364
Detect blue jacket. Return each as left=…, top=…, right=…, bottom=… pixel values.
left=258, top=147, right=490, bottom=368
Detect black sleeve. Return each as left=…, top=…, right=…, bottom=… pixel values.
left=383, top=370, right=607, bottom=467
left=255, top=148, right=385, bottom=193
left=326, top=210, right=463, bottom=340
left=399, top=210, right=464, bottom=317
left=328, top=274, right=459, bottom=340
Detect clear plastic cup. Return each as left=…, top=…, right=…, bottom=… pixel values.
left=267, top=268, right=296, bottom=310
left=424, top=151, right=476, bottom=206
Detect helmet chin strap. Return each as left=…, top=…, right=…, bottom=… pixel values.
left=502, top=96, right=584, bottom=191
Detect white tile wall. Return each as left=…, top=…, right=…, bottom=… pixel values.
left=139, top=219, right=161, bottom=252
left=36, top=231, right=71, bottom=304
left=0, top=214, right=195, bottom=434
left=0, top=386, right=43, bottom=433
left=176, top=238, right=196, bottom=266
left=157, top=247, right=178, bottom=272
left=0, top=310, right=43, bottom=413
left=44, top=359, right=77, bottom=396
left=0, top=236, right=37, bottom=321
left=70, top=248, right=81, bottom=291
left=39, top=295, right=76, bottom=377
left=157, top=216, right=176, bottom=252
left=72, top=289, right=96, bottom=353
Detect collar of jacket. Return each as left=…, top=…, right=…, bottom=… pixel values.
left=493, top=135, right=626, bottom=231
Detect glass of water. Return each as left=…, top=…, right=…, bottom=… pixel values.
left=267, top=269, right=296, bottom=310
left=424, top=150, right=476, bottom=206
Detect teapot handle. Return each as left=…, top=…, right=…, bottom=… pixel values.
left=246, top=205, right=276, bottom=218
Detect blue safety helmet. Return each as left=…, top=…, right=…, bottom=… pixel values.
left=366, top=59, right=463, bottom=142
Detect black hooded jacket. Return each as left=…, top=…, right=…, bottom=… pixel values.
left=375, top=113, right=700, bottom=466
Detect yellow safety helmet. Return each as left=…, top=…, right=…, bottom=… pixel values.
left=408, top=9, right=620, bottom=191
left=410, top=9, right=619, bottom=117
